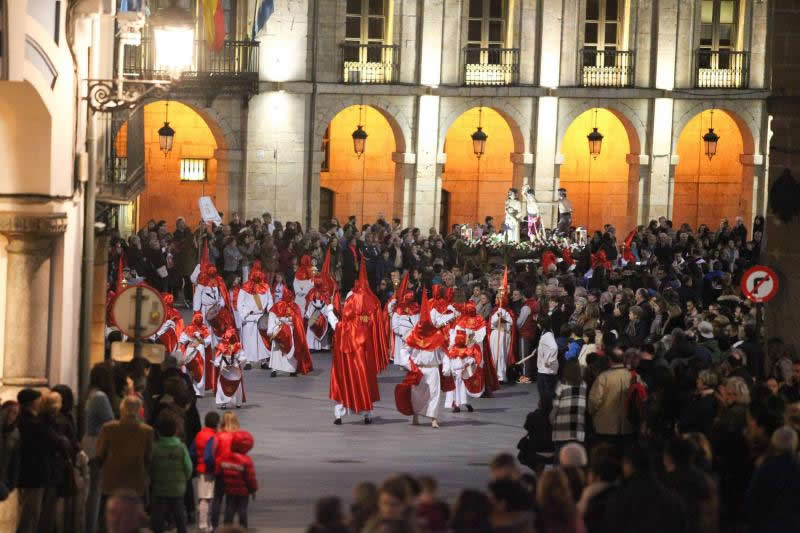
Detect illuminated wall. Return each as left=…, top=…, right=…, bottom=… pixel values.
left=560, top=108, right=637, bottom=233
left=674, top=110, right=752, bottom=229
left=320, top=105, right=397, bottom=224
left=442, top=107, right=515, bottom=228
left=117, top=101, right=225, bottom=229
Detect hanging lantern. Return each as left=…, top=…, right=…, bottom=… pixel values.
left=587, top=127, right=604, bottom=158
left=158, top=121, right=175, bottom=155
left=702, top=128, right=719, bottom=160
left=352, top=125, right=367, bottom=157
left=471, top=126, right=488, bottom=159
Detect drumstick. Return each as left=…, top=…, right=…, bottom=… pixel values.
left=514, top=349, right=537, bottom=366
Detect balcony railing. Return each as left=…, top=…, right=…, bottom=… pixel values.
left=341, top=42, right=399, bottom=84
left=463, top=47, right=520, bottom=86
left=579, top=49, right=635, bottom=88
left=121, top=38, right=259, bottom=82
left=695, top=49, right=749, bottom=89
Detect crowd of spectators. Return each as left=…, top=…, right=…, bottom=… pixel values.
left=82, top=209, right=799, bottom=532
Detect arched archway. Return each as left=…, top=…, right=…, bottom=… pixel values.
left=320, top=105, right=399, bottom=225
left=115, top=100, right=229, bottom=230
left=559, top=108, right=640, bottom=233
left=673, top=108, right=754, bottom=229
left=441, top=107, right=520, bottom=229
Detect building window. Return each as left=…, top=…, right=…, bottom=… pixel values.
left=342, top=0, right=397, bottom=83
left=321, top=127, right=331, bottom=172
left=180, top=159, right=208, bottom=181
left=345, top=0, right=387, bottom=54
left=463, top=0, right=518, bottom=86
left=222, top=0, right=236, bottom=39
left=114, top=157, right=128, bottom=183
left=580, top=0, right=633, bottom=87
left=696, top=0, right=747, bottom=87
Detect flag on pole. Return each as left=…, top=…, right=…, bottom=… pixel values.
left=202, top=0, right=226, bottom=51
left=252, top=0, right=275, bottom=39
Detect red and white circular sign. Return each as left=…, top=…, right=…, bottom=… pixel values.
left=741, top=265, right=779, bottom=304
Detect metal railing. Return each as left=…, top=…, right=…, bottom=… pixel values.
left=695, top=49, right=749, bottom=88
left=463, top=47, right=520, bottom=86
left=579, top=49, right=635, bottom=88
left=121, top=38, right=259, bottom=81
left=341, top=42, right=400, bottom=84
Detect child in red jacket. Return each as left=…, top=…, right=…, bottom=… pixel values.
left=192, top=411, right=219, bottom=532
left=219, top=430, right=258, bottom=527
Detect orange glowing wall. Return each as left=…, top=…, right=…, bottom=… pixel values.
left=674, top=110, right=752, bottom=229
left=560, top=108, right=638, bottom=233
left=442, top=107, right=515, bottom=228
left=116, top=101, right=225, bottom=230
left=320, top=106, right=397, bottom=224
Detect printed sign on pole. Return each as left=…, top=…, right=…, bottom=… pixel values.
left=741, top=265, right=779, bottom=304
left=199, top=196, right=222, bottom=226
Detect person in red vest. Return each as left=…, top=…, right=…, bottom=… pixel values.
left=328, top=257, right=385, bottom=425
left=192, top=411, right=219, bottom=533
left=516, top=287, right=540, bottom=384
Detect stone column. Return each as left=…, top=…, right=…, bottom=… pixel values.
left=532, top=97, right=560, bottom=227
left=646, top=98, right=675, bottom=220
left=392, top=152, right=417, bottom=226
left=413, top=95, right=441, bottom=230
left=215, top=148, right=245, bottom=221
left=510, top=152, right=534, bottom=191
left=0, top=213, right=67, bottom=389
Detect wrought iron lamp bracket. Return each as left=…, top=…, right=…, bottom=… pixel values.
left=86, top=79, right=173, bottom=113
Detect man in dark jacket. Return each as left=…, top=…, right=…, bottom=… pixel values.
left=16, top=388, right=61, bottom=533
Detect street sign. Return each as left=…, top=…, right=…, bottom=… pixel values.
left=741, top=265, right=779, bottom=304
left=110, top=284, right=167, bottom=339
left=111, top=341, right=166, bottom=364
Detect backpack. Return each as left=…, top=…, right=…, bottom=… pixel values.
left=203, top=437, right=216, bottom=473
left=626, top=369, right=648, bottom=430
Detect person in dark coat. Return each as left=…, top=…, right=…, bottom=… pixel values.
left=0, top=401, right=20, bottom=502
left=745, top=427, right=800, bottom=533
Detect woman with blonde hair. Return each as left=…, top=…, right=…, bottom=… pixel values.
left=536, top=468, right=586, bottom=533
left=210, top=411, right=241, bottom=529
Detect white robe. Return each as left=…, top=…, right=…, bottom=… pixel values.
left=401, top=346, right=442, bottom=419
left=193, top=283, right=226, bottom=346
left=178, top=330, right=211, bottom=397
left=266, top=311, right=297, bottom=374
left=305, top=296, right=331, bottom=351
left=489, top=308, right=513, bottom=382
left=447, top=324, right=486, bottom=404
left=214, top=350, right=244, bottom=407
left=293, top=278, right=313, bottom=313
left=237, top=289, right=273, bottom=365
left=430, top=307, right=458, bottom=329
left=391, top=312, right=419, bottom=369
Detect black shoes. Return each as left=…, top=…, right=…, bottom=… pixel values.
left=260, top=361, right=269, bottom=369
left=364, top=416, right=372, bottom=425
left=452, top=406, right=461, bottom=413
left=270, top=371, right=278, bottom=378
left=334, top=418, right=342, bottom=425
left=466, top=404, right=474, bottom=412
left=244, top=363, right=252, bottom=370
left=290, top=372, right=298, bottom=377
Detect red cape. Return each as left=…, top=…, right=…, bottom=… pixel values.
left=266, top=295, right=314, bottom=375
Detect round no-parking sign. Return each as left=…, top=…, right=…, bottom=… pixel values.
left=741, top=265, right=779, bottom=304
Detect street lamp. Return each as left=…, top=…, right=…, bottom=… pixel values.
left=158, top=101, right=175, bottom=155
left=703, top=110, right=720, bottom=160
left=587, top=108, right=603, bottom=159
left=471, top=107, right=488, bottom=159
left=352, top=125, right=368, bottom=157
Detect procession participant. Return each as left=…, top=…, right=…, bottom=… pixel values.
left=230, top=277, right=243, bottom=331
left=237, top=270, right=273, bottom=370
left=522, top=185, right=544, bottom=240
left=293, top=255, right=315, bottom=311
left=429, top=285, right=459, bottom=341
left=329, top=257, right=383, bottom=425
left=305, top=275, right=334, bottom=351
left=384, top=271, right=408, bottom=362
left=556, top=188, right=573, bottom=236
left=264, top=288, right=313, bottom=377
left=487, top=268, right=517, bottom=385
left=193, top=263, right=234, bottom=345
left=503, top=188, right=523, bottom=243
left=400, top=291, right=447, bottom=428
left=516, top=288, right=540, bottom=383
left=152, top=292, right=184, bottom=353
left=391, top=290, right=420, bottom=369
left=446, top=301, right=487, bottom=411
left=213, top=328, right=245, bottom=409
left=179, top=312, right=213, bottom=397
left=442, top=330, right=482, bottom=413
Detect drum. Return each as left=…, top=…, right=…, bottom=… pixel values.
left=464, top=363, right=484, bottom=395
left=273, top=322, right=293, bottom=353
left=394, top=383, right=414, bottom=416
left=219, top=365, right=242, bottom=397
left=257, top=310, right=270, bottom=331
left=310, top=311, right=327, bottom=339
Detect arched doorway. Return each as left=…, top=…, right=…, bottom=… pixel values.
left=673, top=109, right=754, bottom=229
left=320, top=105, right=399, bottom=225
left=115, top=100, right=228, bottom=230
left=319, top=187, right=335, bottom=228
left=442, top=107, right=517, bottom=229
left=560, top=108, right=640, bottom=233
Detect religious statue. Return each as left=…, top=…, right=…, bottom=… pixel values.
left=521, top=185, right=543, bottom=241
left=503, top=188, right=523, bottom=243
left=556, top=187, right=573, bottom=237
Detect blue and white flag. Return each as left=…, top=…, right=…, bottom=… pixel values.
left=252, top=0, right=275, bottom=38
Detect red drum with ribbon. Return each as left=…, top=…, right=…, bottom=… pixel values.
left=186, top=353, right=204, bottom=383
left=273, top=323, right=293, bottom=353
left=464, top=363, right=484, bottom=395
left=219, top=365, right=243, bottom=397
left=310, top=312, right=327, bottom=339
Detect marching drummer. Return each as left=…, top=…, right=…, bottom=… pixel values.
left=214, top=328, right=245, bottom=409
left=179, top=312, right=213, bottom=398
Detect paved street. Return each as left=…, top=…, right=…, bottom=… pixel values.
left=195, top=350, right=538, bottom=532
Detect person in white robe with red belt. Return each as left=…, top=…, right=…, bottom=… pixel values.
left=179, top=312, right=212, bottom=397
left=292, top=255, right=314, bottom=311
left=399, top=290, right=445, bottom=428
left=264, top=288, right=313, bottom=378
left=391, top=291, right=419, bottom=369
left=237, top=270, right=273, bottom=369
left=442, top=329, right=483, bottom=413
left=213, top=328, right=245, bottom=409
left=446, top=301, right=487, bottom=411
left=305, top=275, right=333, bottom=351
left=487, top=268, right=517, bottom=384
